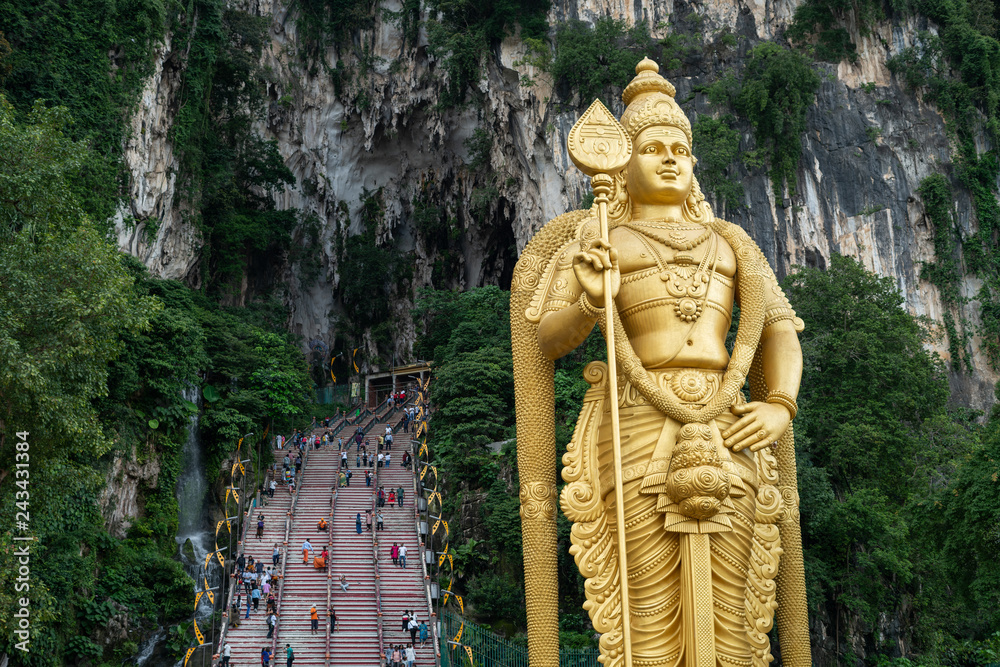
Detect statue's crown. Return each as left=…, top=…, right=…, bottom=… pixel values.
left=620, top=58, right=691, bottom=145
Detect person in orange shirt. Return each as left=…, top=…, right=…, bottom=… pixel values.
left=310, top=606, right=319, bottom=635
left=317, top=517, right=327, bottom=531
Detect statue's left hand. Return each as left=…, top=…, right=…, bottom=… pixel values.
left=721, top=403, right=791, bottom=452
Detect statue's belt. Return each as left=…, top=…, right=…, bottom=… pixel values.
left=597, top=368, right=757, bottom=496
left=615, top=367, right=726, bottom=407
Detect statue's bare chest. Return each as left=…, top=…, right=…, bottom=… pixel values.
left=612, top=224, right=737, bottom=279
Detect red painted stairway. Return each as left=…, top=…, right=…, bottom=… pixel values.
left=217, top=416, right=433, bottom=667
left=327, top=446, right=381, bottom=666
left=372, top=423, right=437, bottom=666
left=276, top=445, right=339, bottom=665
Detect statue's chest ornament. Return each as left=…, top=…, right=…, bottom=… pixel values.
left=624, top=221, right=718, bottom=323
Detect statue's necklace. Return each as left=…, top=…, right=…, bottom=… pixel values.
left=624, top=220, right=712, bottom=251
left=624, top=222, right=718, bottom=326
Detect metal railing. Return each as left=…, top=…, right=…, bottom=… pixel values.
left=372, top=447, right=385, bottom=665
left=325, top=461, right=338, bottom=666
left=439, top=612, right=598, bottom=667
left=271, top=441, right=309, bottom=657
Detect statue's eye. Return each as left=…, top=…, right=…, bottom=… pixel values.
left=675, top=146, right=688, bottom=155
left=643, top=145, right=658, bottom=154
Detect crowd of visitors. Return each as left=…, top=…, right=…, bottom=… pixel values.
left=221, top=388, right=427, bottom=667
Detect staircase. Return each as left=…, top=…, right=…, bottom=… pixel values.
left=216, top=412, right=432, bottom=667
left=328, top=442, right=381, bottom=666
left=372, top=424, right=436, bottom=665
left=221, top=447, right=293, bottom=666
left=275, top=444, right=339, bottom=665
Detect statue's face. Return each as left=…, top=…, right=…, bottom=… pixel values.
left=626, top=125, right=693, bottom=208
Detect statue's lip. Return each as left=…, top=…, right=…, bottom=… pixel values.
left=658, top=169, right=679, bottom=178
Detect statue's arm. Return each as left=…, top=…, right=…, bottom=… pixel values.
left=724, top=275, right=803, bottom=451
left=759, top=320, right=803, bottom=402
left=536, top=263, right=599, bottom=360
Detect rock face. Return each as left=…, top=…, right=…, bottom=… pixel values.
left=116, top=0, right=997, bottom=408
left=99, top=445, right=162, bottom=539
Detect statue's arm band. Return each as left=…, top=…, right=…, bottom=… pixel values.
left=577, top=294, right=604, bottom=319
left=766, top=390, right=798, bottom=419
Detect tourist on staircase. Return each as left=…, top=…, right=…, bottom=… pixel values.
left=356, top=512, right=363, bottom=534
left=301, top=538, right=312, bottom=564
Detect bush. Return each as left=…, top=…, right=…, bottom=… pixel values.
left=551, top=18, right=654, bottom=107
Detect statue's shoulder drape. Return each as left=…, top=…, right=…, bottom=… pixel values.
left=511, top=209, right=593, bottom=667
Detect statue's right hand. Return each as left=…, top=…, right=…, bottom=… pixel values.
left=573, top=240, right=620, bottom=308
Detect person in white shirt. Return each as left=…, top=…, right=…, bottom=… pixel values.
left=405, top=644, right=416, bottom=667
left=221, top=642, right=231, bottom=666
left=302, top=539, right=313, bottom=564
left=399, top=544, right=407, bottom=568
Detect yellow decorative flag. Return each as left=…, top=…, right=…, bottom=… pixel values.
left=353, top=348, right=360, bottom=373
left=204, top=576, right=214, bottom=604
left=194, top=591, right=203, bottom=609
left=183, top=647, right=196, bottom=666
left=217, top=551, right=225, bottom=568
left=465, top=645, right=475, bottom=666
left=204, top=550, right=213, bottom=571
left=194, top=618, right=204, bottom=645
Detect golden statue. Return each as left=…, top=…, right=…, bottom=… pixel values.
left=511, top=58, right=811, bottom=667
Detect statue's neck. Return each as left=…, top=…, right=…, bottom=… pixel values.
left=630, top=201, right=686, bottom=221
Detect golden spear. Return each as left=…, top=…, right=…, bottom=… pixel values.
left=567, top=99, right=634, bottom=667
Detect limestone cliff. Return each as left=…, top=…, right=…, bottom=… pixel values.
left=114, top=0, right=997, bottom=410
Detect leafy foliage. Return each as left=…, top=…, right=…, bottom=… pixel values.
left=551, top=18, right=654, bottom=107
left=425, top=0, right=549, bottom=105
left=692, top=114, right=744, bottom=212
left=708, top=43, right=821, bottom=197
left=0, top=0, right=165, bottom=225
left=887, top=11, right=1000, bottom=369
left=290, top=0, right=378, bottom=64
left=787, top=0, right=885, bottom=63
left=784, top=255, right=993, bottom=656
left=0, top=97, right=160, bottom=469
left=0, top=97, right=312, bottom=664
left=169, top=2, right=297, bottom=295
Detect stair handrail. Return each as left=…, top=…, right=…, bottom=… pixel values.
left=372, top=438, right=386, bottom=666
left=409, top=422, right=441, bottom=667
left=271, top=438, right=309, bottom=657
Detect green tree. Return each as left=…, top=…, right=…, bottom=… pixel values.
left=784, top=255, right=963, bottom=641
left=0, top=97, right=159, bottom=479
left=551, top=18, right=654, bottom=107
